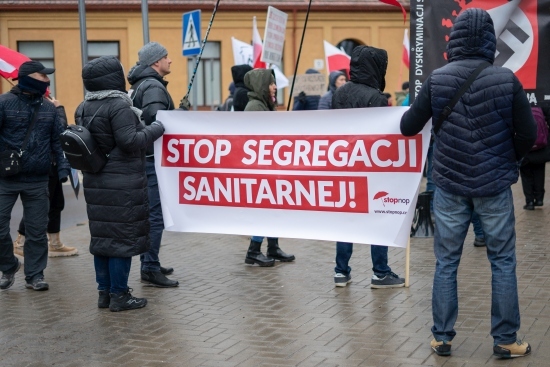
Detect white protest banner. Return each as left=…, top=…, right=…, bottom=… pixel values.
left=261, top=6, right=288, bottom=64
left=155, top=108, right=431, bottom=248
left=292, top=74, right=327, bottom=97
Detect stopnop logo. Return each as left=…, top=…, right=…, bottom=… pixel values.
left=373, top=191, right=410, bottom=207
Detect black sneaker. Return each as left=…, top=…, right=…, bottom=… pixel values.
left=25, top=277, right=49, bottom=291
left=524, top=203, right=535, bottom=210
left=141, top=270, right=179, bottom=287
left=0, top=259, right=21, bottom=290
left=98, top=290, right=110, bottom=308
left=109, top=288, right=147, bottom=312
left=535, top=200, right=544, bottom=207
left=371, top=272, right=405, bottom=289
left=473, top=237, right=486, bottom=247
left=334, top=273, right=352, bottom=287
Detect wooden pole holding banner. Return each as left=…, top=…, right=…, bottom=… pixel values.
left=405, top=238, right=410, bottom=287
left=286, top=0, right=313, bottom=111
left=77, top=0, right=88, bottom=97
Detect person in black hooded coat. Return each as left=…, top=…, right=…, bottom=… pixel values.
left=75, top=55, right=164, bottom=312
left=330, top=45, right=405, bottom=291
left=231, top=64, right=253, bottom=111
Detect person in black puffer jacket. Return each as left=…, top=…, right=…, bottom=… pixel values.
left=400, top=8, right=536, bottom=358
left=331, top=45, right=405, bottom=291
left=0, top=60, right=70, bottom=292
left=75, top=56, right=164, bottom=312
left=231, top=64, right=253, bottom=111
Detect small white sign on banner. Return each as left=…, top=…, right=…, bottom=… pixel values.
left=155, top=108, right=431, bottom=248
left=261, top=6, right=288, bottom=64
left=292, top=74, right=327, bottom=97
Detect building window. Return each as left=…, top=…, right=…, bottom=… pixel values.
left=187, top=42, right=221, bottom=108
left=17, top=41, right=56, bottom=97
left=88, top=41, right=120, bottom=61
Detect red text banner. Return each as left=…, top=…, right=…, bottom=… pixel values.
left=162, top=134, right=422, bottom=173
left=154, top=108, right=432, bottom=247
left=180, top=172, right=368, bottom=213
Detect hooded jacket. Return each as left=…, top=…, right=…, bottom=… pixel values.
left=75, top=56, right=164, bottom=257
left=232, top=64, right=253, bottom=111
left=400, top=8, right=536, bottom=197
left=0, top=87, right=70, bottom=183
left=293, top=68, right=321, bottom=111
left=127, top=63, right=174, bottom=156
left=318, top=70, right=346, bottom=110
left=332, top=46, right=388, bottom=109
left=244, top=69, right=276, bottom=112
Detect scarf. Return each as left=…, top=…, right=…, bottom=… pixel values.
left=85, top=90, right=142, bottom=119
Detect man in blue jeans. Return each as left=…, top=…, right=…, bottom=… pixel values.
left=331, top=45, right=405, bottom=289
left=128, top=42, right=178, bottom=287
left=401, top=9, right=536, bottom=358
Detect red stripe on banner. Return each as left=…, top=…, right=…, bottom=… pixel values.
left=179, top=172, right=369, bottom=213
left=161, top=134, right=423, bottom=173
left=379, top=0, right=407, bottom=23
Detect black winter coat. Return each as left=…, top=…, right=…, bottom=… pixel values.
left=0, top=87, right=70, bottom=182
left=232, top=64, right=253, bottom=111
left=332, top=46, right=388, bottom=109
left=127, top=63, right=174, bottom=156
left=76, top=56, right=164, bottom=258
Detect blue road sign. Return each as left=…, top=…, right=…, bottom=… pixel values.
left=183, top=10, right=201, bottom=57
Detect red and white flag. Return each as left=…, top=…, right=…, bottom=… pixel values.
left=402, top=29, right=410, bottom=68
left=323, top=40, right=351, bottom=76
left=252, top=17, right=266, bottom=69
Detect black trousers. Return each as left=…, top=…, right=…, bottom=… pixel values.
left=18, top=174, right=64, bottom=235
left=520, top=162, right=546, bottom=204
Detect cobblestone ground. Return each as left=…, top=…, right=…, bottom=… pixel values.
left=1, top=175, right=549, bottom=367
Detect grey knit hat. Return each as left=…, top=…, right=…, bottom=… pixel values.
left=138, top=42, right=168, bottom=66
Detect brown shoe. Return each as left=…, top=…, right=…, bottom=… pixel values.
left=47, top=232, right=78, bottom=257
left=493, top=340, right=531, bottom=359
left=13, top=234, right=24, bottom=257
left=431, top=339, right=452, bottom=356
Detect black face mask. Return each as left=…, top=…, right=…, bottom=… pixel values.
left=17, top=75, right=50, bottom=96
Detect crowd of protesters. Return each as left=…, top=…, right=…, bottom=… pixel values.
left=0, top=7, right=542, bottom=359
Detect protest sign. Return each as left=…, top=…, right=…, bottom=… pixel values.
left=291, top=74, right=327, bottom=97
left=261, top=6, right=288, bottom=64
left=409, top=0, right=549, bottom=105
left=155, top=108, right=431, bottom=247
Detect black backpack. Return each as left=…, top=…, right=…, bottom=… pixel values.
left=59, top=104, right=107, bottom=173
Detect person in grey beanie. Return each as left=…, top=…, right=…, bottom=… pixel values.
left=127, top=42, right=178, bottom=288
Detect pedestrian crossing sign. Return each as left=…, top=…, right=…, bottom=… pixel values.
left=182, top=10, right=201, bottom=56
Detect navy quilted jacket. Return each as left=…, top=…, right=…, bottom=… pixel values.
left=400, top=8, right=536, bottom=197
left=0, top=87, right=70, bottom=182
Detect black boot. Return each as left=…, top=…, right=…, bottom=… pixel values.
left=267, top=238, right=295, bottom=262
left=98, top=290, right=110, bottom=308
left=245, top=240, right=275, bottom=267
left=141, top=270, right=179, bottom=287
left=109, top=289, right=147, bottom=312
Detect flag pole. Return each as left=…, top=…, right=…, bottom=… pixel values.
left=286, top=0, right=313, bottom=111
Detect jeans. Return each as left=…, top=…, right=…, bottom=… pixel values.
left=250, top=236, right=277, bottom=243
left=432, top=187, right=520, bottom=345
left=141, top=160, right=164, bottom=272
left=471, top=211, right=484, bottom=239
left=0, top=180, right=49, bottom=282
left=18, top=174, right=64, bottom=235
left=94, top=255, right=132, bottom=294
left=334, top=242, right=392, bottom=277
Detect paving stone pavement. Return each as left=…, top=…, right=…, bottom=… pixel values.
left=1, top=175, right=550, bottom=367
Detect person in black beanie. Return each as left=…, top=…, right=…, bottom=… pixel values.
left=127, top=42, right=179, bottom=288
left=0, top=60, right=71, bottom=291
